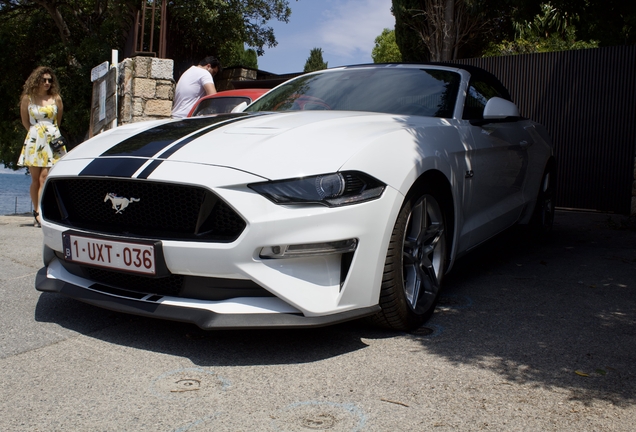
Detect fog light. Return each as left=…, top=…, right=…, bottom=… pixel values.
left=260, top=239, right=358, bottom=259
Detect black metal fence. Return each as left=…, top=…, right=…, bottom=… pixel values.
left=452, top=46, right=636, bottom=214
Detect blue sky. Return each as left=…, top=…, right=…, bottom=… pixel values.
left=257, top=0, right=395, bottom=74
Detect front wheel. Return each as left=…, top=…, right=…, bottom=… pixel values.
left=373, top=189, right=448, bottom=331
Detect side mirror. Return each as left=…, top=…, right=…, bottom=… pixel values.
left=470, top=97, right=521, bottom=126
left=483, top=97, right=520, bottom=119
left=231, top=101, right=248, bottom=113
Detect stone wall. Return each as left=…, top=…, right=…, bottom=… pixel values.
left=119, top=56, right=174, bottom=124
left=216, top=67, right=258, bottom=91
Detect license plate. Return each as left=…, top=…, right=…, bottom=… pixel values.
left=62, top=232, right=156, bottom=275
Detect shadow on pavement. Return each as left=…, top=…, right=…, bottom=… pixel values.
left=411, top=211, right=636, bottom=406
left=34, top=211, right=636, bottom=404
left=34, top=292, right=389, bottom=366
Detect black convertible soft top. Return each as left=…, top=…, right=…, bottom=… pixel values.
left=346, top=62, right=512, bottom=102
left=430, top=62, right=512, bottom=101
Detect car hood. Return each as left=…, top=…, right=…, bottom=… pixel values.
left=60, top=111, right=439, bottom=180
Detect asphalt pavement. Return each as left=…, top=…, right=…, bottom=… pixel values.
left=1, top=210, right=635, bottom=431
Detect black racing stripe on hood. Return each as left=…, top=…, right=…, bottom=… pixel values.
left=79, top=113, right=263, bottom=178
left=78, top=157, right=149, bottom=178
left=157, top=115, right=251, bottom=159
left=136, top=115, right=261, bottom=179
left=103, top=115, right=240, bottom=157
left=136, top=160, right=163, bottom=180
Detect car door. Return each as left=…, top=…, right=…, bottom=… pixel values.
left=459, top=81, right=532, bottom=249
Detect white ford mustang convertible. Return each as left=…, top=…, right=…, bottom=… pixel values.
left=36, top=63, right=554, bottom=331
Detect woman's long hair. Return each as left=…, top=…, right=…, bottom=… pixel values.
left=21, top=66, right=62, bottom=100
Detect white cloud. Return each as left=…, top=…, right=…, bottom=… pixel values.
left=257, top=0, right=394, bottom=73
left=319, top=0, right=395, bottom=59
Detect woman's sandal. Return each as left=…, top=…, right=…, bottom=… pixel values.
left=33, top=210, right=41, bottom=228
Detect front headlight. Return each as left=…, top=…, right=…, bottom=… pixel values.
left=248, top=171, right=385, bottom=207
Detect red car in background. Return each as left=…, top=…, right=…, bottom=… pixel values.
left=187, top=88, right=269, bottom=117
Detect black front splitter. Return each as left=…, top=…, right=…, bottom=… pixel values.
left=35, top=267, right=380, bottom=330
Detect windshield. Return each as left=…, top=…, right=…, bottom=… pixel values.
left=192, top=96, right=252, bottom=116
left=246, top=67, right=461, bottom=118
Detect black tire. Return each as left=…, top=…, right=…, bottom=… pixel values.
left=373, top=188, right=448, bottom=331
left=530, top=164, right=555, bottom=235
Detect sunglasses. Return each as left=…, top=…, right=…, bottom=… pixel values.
left=41, top=78, right=53, bottom=83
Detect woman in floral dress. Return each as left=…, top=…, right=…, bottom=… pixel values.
left=17, top=66, right=66, bottom=227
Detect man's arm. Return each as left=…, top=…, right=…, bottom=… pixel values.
left=203, top=82, right=217, bottom=96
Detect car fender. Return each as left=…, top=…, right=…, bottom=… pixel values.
left=339, top=119, right=471, bottom=268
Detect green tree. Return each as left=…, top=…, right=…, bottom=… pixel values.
left=241, top=48, right=259, bottom=69
left=537, top=0, right=636, bottom=46
left=392, top=0, right=428, bottom=61
left=218, top=41, right=259, bottom=69
left=166, top=0, right=292, bottom=73
left=392, top=0, right=635, bottom=61
left=303, top=47, right=327, bottom=72
left=391, top=0, right=494, bottom=61
left=372, top=28, right=402, bottom=63
left=484, top=2, right=599, bottom=56
left=0, top=0, right=293, bottom=168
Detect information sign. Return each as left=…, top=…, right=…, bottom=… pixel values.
left=91, top=61, right=109, bottom=82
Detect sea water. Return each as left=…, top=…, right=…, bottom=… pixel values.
left=0, top=170, right=33, bottom=215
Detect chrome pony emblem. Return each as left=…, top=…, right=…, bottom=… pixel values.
left=104, top=193, right=140, bottom=214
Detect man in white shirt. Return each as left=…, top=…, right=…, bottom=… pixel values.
left=171, top=56, right=221, bottom=118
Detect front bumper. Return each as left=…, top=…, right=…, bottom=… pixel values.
left=36, top=266, right=380, bottom=329
left=38, top=162, right=404, bottom=328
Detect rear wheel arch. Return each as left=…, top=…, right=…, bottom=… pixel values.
left=543, top=157, right=557, bottom=176
left=529, top=157, right=557, bottom=234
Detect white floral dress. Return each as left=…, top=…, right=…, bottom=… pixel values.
left=17, top=99, right=66, bottom=167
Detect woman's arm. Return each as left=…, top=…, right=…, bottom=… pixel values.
left=20, top=96, right=30, bottom=131
left=56, top=96, right=64, bottom=127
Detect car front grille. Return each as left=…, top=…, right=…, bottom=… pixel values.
left=86, top=267, right=184, bottom=296
left=61, top=262, right=272, bottom=301
left=41, top=178, right=246, bottom=242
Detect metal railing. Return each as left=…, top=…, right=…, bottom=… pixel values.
left=3, top=196, right=33, bottom=215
